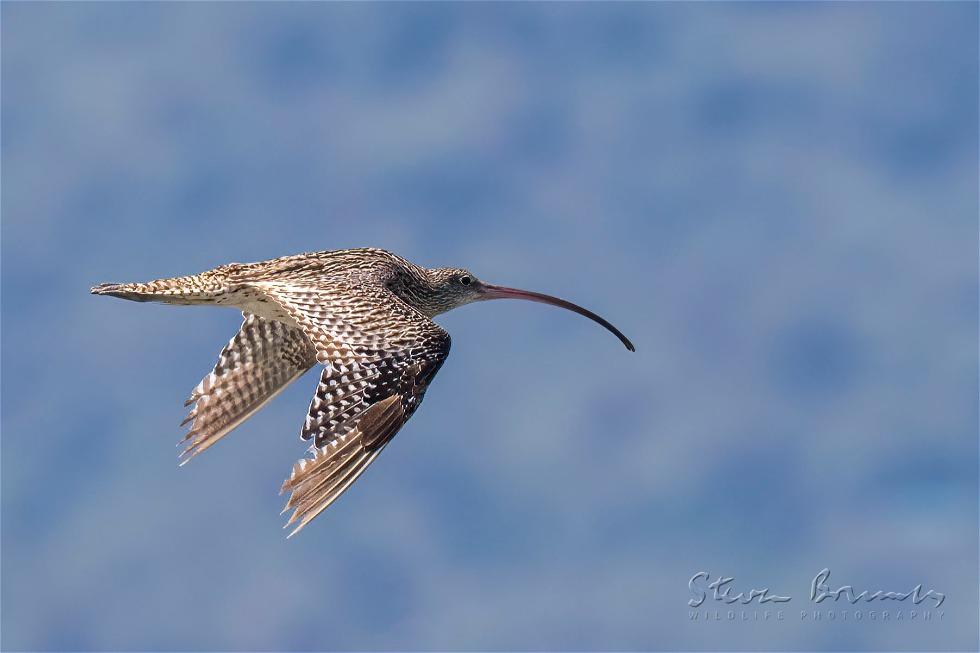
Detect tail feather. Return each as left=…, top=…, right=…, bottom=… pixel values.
left=90, top=282, right=158, bottom=302
left=91, top=268, right=233, bottom=305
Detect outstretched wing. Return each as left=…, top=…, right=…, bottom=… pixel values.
left=179, top=313, right=316, bottom=463
left=249, top=281, right=451, bottom=536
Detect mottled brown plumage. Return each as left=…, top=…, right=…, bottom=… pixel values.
left=92, top=247, right=634, bottom=536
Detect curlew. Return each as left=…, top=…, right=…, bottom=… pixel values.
left=92, top=248, right=634, bottom=536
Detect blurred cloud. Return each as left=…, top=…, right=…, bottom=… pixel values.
left=2, top=2, right=977, bottom=651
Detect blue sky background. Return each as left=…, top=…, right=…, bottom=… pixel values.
left=2, top=3, right=977, bottom=651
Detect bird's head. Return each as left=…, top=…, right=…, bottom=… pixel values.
left=421, top=267, right=635, bottom=352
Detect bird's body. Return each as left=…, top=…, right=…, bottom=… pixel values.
left=92, top=248, right=633, bottom=536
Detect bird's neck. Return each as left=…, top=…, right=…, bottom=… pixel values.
left=386, top=267, right=444, bottom=318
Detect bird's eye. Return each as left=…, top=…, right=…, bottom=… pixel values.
left=459, top=275, right=472, bottom=286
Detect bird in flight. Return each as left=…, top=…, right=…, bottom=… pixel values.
left=92, top=248, right=634, bottom=536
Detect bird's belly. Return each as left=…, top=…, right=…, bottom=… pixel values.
left=229, top=288, right=300, bottom=326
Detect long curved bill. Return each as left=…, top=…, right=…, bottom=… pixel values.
left=478, top=283, right=635, bottom=352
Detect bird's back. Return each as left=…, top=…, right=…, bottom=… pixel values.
left=91, top=247, right=411, bottom=309
left=224, top=248, right=412, bottom=283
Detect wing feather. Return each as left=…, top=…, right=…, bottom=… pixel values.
left=179, top=313, right=316, bottom=463
left=248, top=281, right=451, bottom=535
left=280, top=395, right=403, bottom=536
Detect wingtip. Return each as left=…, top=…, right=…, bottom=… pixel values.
left=284, top=515, right=311, bottom=539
